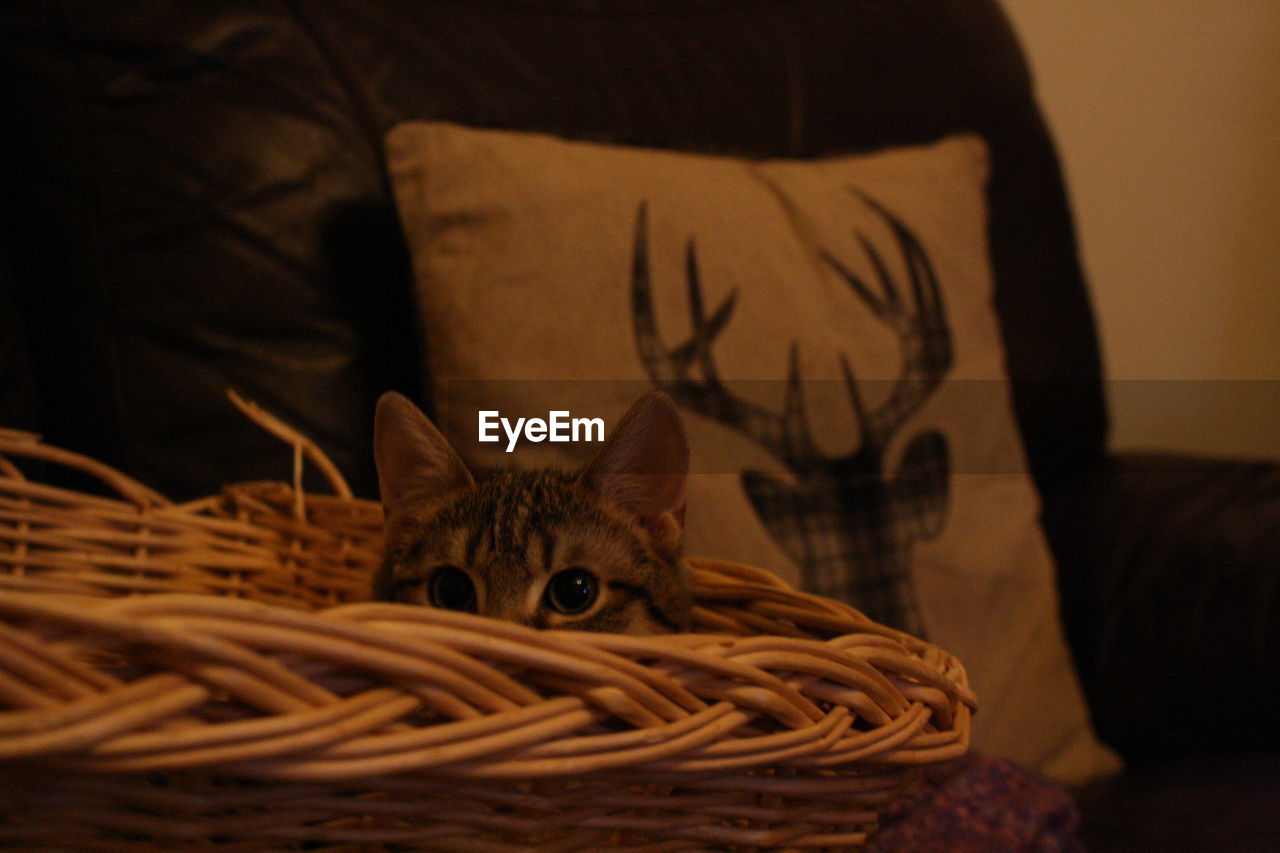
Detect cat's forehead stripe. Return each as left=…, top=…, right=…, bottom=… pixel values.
left=484, top=472, right=592, bottom=555
left=464, top=521, right=486, bottom=569
left=539, top=527, right=557, bottom=573
left=492, top=481, right=532, bottom=554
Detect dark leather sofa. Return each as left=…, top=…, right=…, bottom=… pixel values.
left=2, top=2, right=1277, bottom=849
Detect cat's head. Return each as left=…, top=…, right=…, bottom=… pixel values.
left=372, top=391, right=692, bottom=633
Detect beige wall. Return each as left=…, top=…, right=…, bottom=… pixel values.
left=1002, top=0, right=1280, bottom=460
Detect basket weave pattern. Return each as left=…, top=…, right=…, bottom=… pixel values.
left=0, top=417, right=974, bottom=851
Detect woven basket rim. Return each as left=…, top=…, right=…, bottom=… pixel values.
left=0, top=406, right=975, bottom=850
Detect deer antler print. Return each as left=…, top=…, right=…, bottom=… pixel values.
left=631, top=191, right=953, bottom=634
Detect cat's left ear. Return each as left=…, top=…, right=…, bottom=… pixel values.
left=374, top=391, right=475, bottom=518
left=580, top=391, right=688, bottom=554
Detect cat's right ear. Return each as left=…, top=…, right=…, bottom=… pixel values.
left=579, top=391, right=688, bottom=555
left=374, top=392, right=474, bottom=517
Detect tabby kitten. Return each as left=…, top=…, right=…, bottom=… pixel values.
left=372, top=391, right=693, bottom=633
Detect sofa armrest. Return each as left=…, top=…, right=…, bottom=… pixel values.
left=1043, top=451, right=1280, bottom=760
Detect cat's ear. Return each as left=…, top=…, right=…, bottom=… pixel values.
left=374, top=391, right=474, bottom=517
left=580, top=391, right=688, bottom=554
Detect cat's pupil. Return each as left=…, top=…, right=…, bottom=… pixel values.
left=429, top=566, right=476, bottom=612
left=545, top=568, right=598, bottom=615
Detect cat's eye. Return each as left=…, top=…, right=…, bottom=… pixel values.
left=428, top=566, right=476, bottom=612
left=544, top=568, right=598, bottom=615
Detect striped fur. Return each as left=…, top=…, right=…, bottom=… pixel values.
left=374, top=392, right=692, bottom=633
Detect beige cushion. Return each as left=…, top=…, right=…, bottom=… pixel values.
left=386, top=121, right=1121, bottom=785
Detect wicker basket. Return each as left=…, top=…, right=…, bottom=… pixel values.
left=0, top=398, right=975, bottom=851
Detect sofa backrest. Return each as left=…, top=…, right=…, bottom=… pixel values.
left=0, top=0, right=1105, bottom=499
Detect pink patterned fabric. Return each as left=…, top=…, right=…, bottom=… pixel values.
left=868, top=755, right=1085, bottom=853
